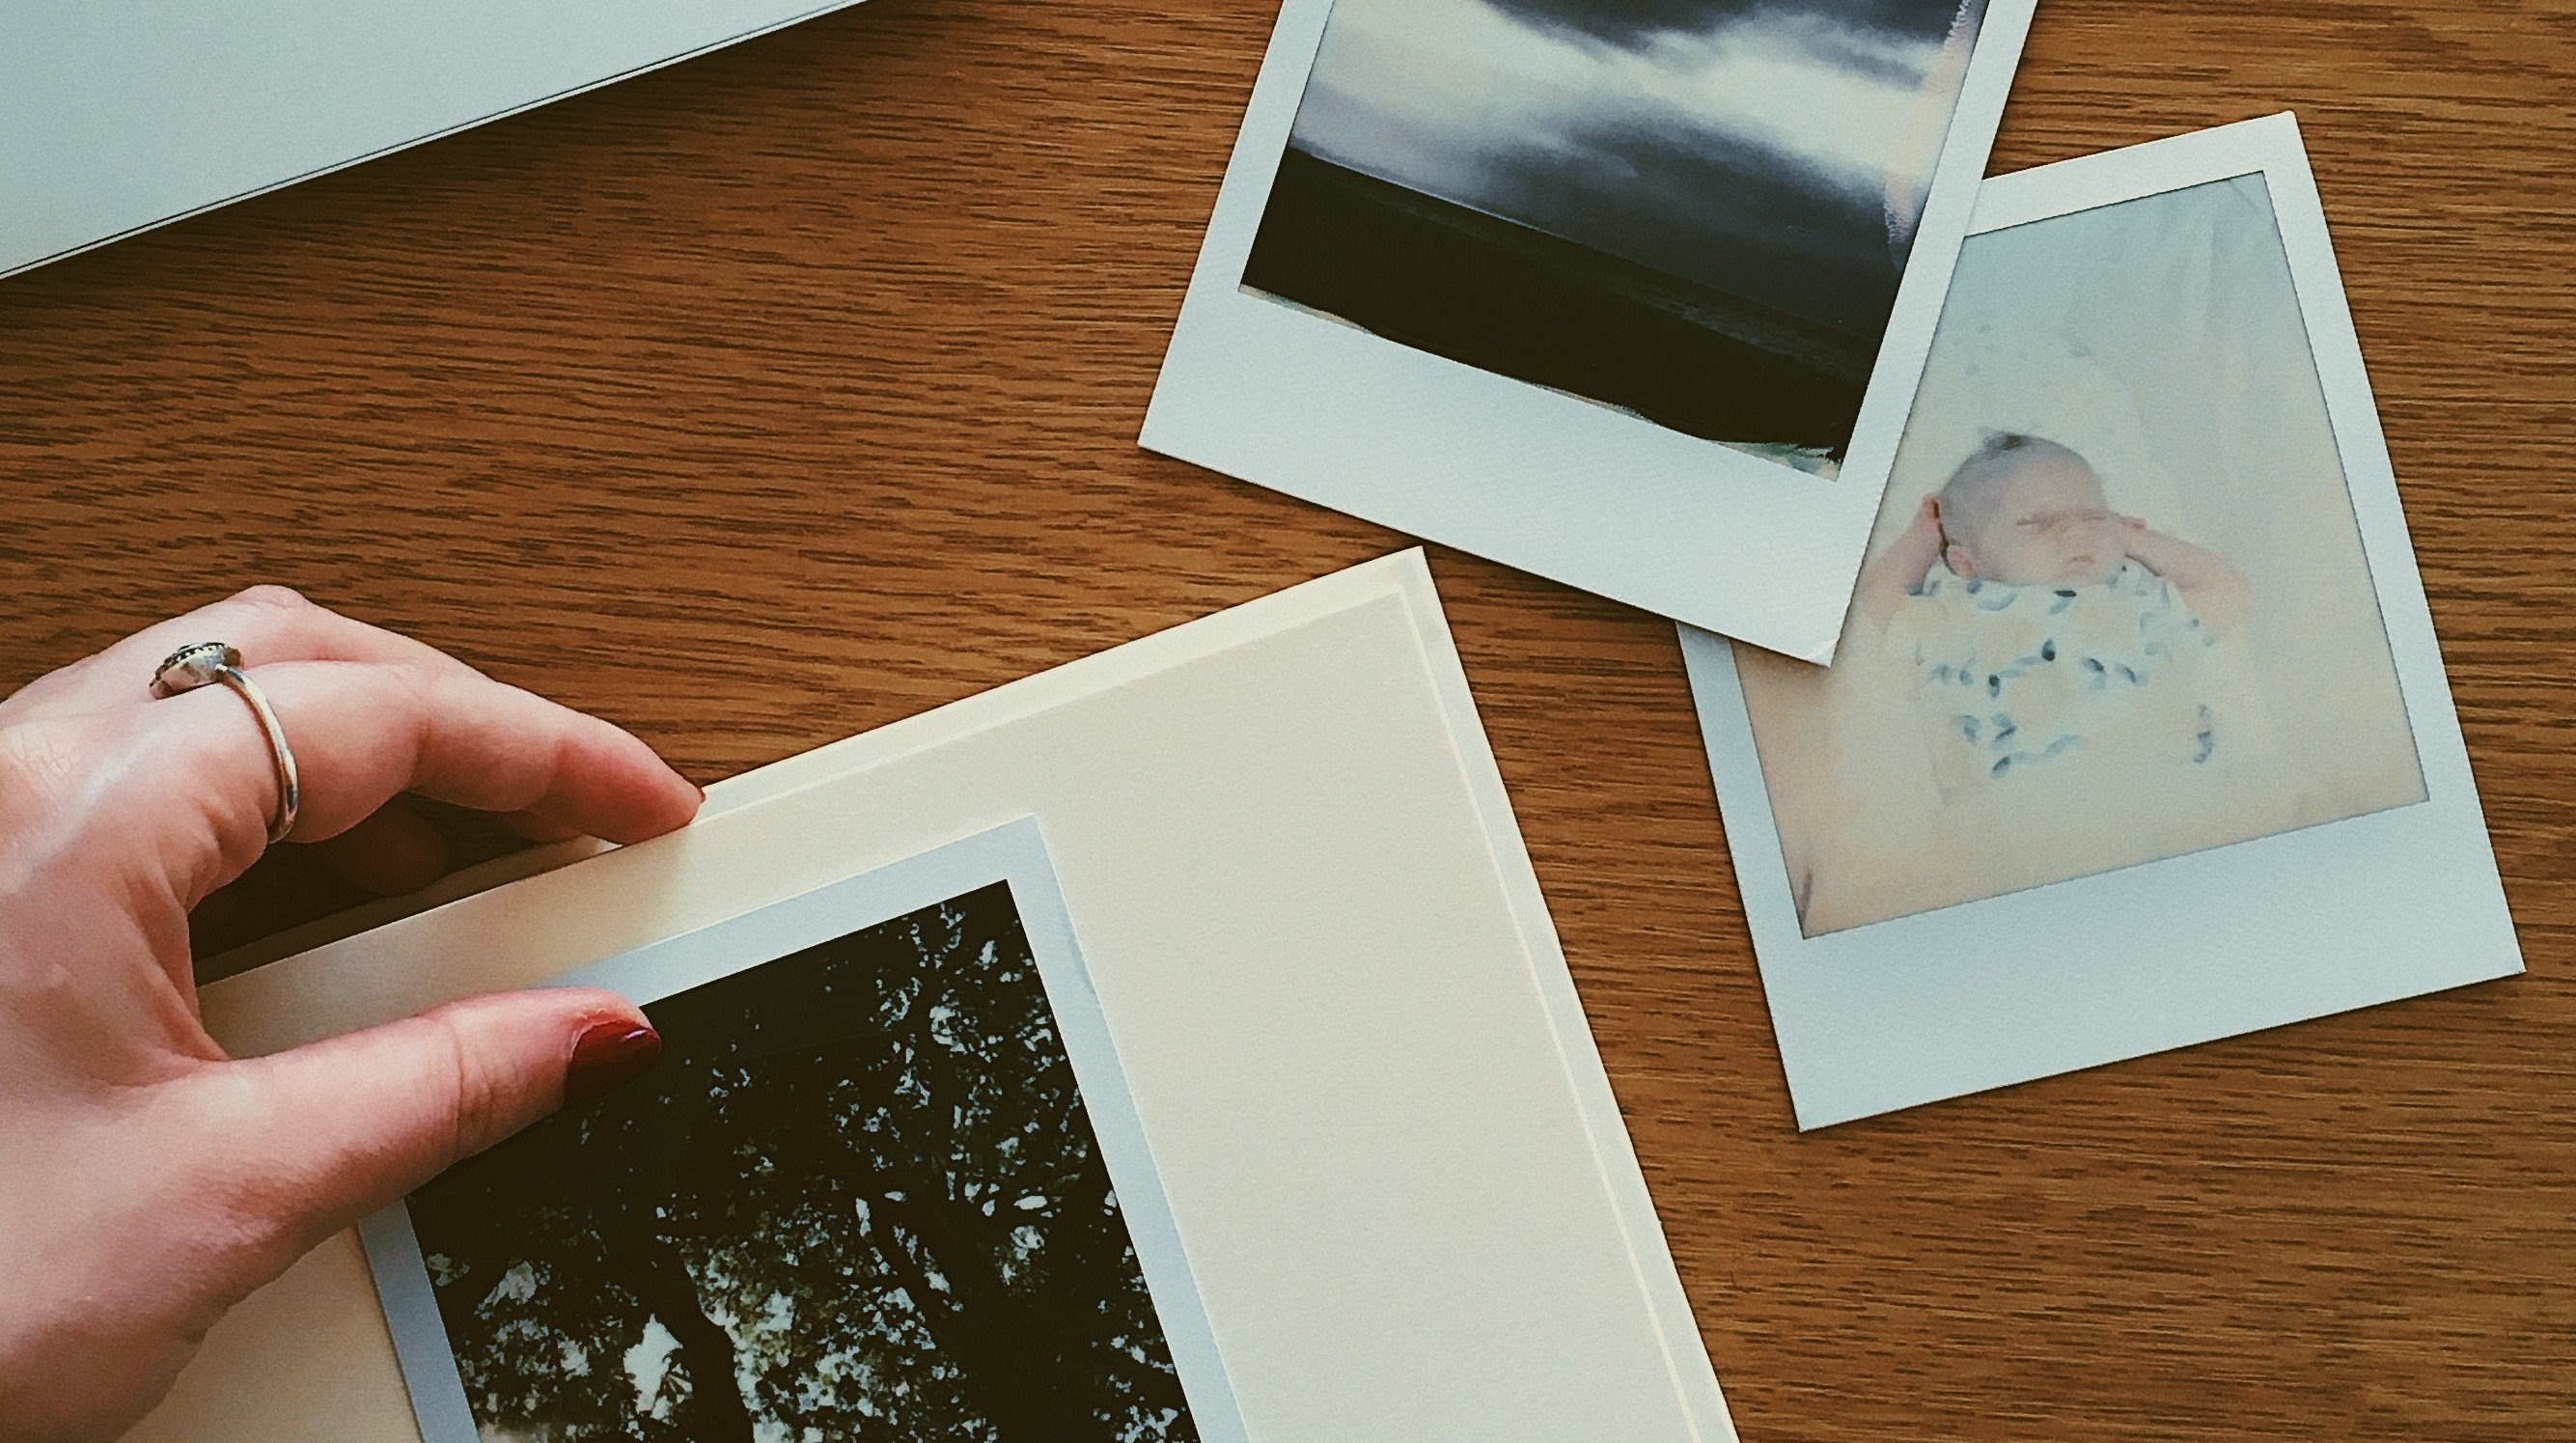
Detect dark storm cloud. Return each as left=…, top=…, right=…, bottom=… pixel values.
left=1287, top=0, right=1981, bottom=333
left=1479, top=108, right=1901, bottom=333
left=1481, top=0, right=1967, bottom=51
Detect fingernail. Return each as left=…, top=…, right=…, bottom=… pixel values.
left=565, top=1019, right=661, bottom=1107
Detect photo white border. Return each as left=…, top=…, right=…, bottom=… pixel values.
left=1140, top=0, right=2039, bottom=661
left=1678, top=112, right=2525, bottom=1129
left=359, top=819, right=1254, bottom=1443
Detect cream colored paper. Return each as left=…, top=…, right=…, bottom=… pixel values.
left=136, top=550, right=1734, bottom=1443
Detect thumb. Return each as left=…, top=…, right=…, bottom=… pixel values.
left=191, top=989, right=661, bottom=1283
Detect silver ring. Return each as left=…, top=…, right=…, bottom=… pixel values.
left=151, top=641, right=301, bottom=845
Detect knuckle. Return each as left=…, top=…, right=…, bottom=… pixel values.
left=394, top=655, right=447, bottom=710
left=0, top=718, right=88, bottom=813
left=229, top=583, right=313, bottom=615
left=214, top=585, right=345, bottom=655
left=381, top=660, right=449, bottom=763
left=435, top=1009, right=511, bottom=1164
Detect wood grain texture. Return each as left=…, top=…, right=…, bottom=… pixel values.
left=2, top=0, right=2568, bottom=1436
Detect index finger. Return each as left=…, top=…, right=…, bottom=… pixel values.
left=123, top=657, right=702, bottom=906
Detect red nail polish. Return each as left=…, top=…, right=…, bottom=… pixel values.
left=565, top=1019, right=661, bottom=1107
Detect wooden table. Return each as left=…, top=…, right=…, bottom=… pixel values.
left=5, top=1, right=2568, bottom=1437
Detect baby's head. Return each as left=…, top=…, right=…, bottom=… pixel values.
left=1936, top=433, right=2124, bottom=588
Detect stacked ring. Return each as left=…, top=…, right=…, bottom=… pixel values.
left=150, top=642, right=301, bottom=845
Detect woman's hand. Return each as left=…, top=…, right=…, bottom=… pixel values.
left=0, top=587, right=702, bottom=1442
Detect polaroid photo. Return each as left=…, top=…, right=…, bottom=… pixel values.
left=1143, top=0, right=2039, bottom=658
left=360, top=820, right=1250, bottom=1443
left=1680, top=112, right=2525, bottom=1129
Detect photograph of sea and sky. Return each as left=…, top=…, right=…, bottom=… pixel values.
left=1244, top=0, right=1992, bottom=464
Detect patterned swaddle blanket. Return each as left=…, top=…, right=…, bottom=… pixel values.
left=1890, top=562, right=2218, bottom=791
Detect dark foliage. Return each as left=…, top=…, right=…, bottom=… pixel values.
left=1483, top=0, right=1970, bottom=51
left=407, top=883, right=1196, bottom=1442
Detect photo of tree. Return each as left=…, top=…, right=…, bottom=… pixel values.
left=403, top=882, right=1197, bottom=1443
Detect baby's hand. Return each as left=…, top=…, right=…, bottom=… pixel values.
left=2114, top=520, right=2253, bottom=632
left=1860, top=494, right=1949, bottom=624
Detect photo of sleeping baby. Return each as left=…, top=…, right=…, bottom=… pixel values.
left=1857, top=433, right=2248, bottom=787
left=1737, top=173, right=2428, bottom=935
